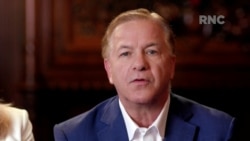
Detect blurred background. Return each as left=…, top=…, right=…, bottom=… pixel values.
left=0, top=0, right=250, bottom=140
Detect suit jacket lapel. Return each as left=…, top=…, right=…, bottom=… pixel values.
left=163, top=94, right=198, bottom=141
left=97, top=96, right=129, bottom=141
left=163, top=114, right=197, bottom=141
left=96, top=94, right=198, bottom=141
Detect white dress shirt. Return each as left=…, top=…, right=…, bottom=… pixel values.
left=119, top=95, right=170, bottom=141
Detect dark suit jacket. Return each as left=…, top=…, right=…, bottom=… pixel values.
left=54, top=94, right=235, bottom=141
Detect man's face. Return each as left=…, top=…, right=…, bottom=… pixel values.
left=104, top=19, right=176, bottom=105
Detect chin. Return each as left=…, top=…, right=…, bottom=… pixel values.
left=130, top=94, right=155, bottom=104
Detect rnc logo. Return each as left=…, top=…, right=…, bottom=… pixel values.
left=199, top=15, right=225, bottom=25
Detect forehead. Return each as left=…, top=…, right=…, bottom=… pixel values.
left=111, top=19, right=164, bottom=40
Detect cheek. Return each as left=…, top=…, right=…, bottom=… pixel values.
left=111, top=62, right=130, bottom=81
left=153, top=60, right=173, bottom=80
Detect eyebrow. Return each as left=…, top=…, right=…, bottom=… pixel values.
left=144, top=42, right=158, bottom=48
left=117, top=42, right=159, bottom=51
left=117, top=45, right=132, bottom=51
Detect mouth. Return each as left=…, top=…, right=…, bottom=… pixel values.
left=130, top=78, right=150, bottom=85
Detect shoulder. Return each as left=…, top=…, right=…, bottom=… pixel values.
left=3, top=105, right=28, bottom=119
left=0, top=104, right=34, bottom=141
left=2, top=105, right=31, bottom=128
left=171, top=93, right=235, bottom=137
left=54, top=96, right=118, bottom=138
left=0, top=105, right=28, bottom=127
left=171, top=93, right=234, bottom=121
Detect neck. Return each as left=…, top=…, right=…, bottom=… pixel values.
left=130, top=106, right=161, bottom=127
left=121, top=94, right=168, bottom=127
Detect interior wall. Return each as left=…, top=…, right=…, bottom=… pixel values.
left=0, top=1, right=25, bottom=106
left=0, top=0, right=249, bottom=141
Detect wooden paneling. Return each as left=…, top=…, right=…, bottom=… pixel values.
left=0, top=0, right=25, bottom=105
left=36, top=0, right=110, bottom=90
left=36, top=0, right=250, bottom=90
left=33, top=1, right=250, bottom=141
left=173, top=36, right=250, bottom=89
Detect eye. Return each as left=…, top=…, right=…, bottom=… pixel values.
left=146, top=49, right=158, bottom=55
left=119, top=51, right=131, bottom=57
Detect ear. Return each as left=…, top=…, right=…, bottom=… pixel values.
left=170, top=55, right=176, bottom=79
left=104, top=59, right=113, bottom=84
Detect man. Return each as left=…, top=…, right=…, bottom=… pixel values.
left=54, top=8, right=235, bottom=141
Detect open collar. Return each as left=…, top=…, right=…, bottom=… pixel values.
left=97, top=94, right=198, bottom=141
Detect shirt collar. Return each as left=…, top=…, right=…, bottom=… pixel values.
left=119, top=94, right=170, bottom=140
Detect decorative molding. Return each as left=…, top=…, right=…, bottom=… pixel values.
left=35, top=0, right=250, bottom=90
left=36, top=0, right=112, bottom=90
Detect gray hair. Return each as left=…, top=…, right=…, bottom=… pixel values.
left=101, top=8, right=175, bottom=58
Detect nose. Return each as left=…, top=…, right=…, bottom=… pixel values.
left=132, top=53, right=149, bottom=71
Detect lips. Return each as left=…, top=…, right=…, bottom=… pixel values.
left=130, top=78, right=150, bottom=85
left=133, top=78, right=146, bottom=82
